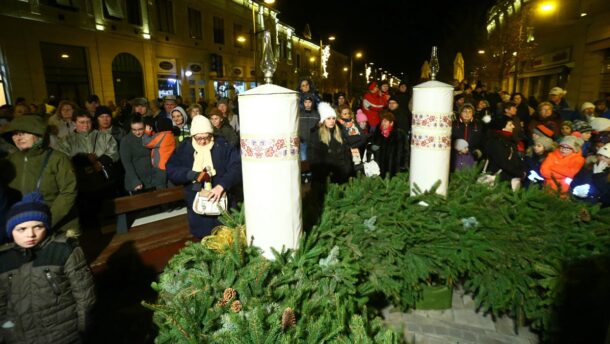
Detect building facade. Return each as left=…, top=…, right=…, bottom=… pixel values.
left=0, top=0, right=350, bottom=107
left=484, top=0, right=610, bottom=107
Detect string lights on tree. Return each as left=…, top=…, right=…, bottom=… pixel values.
left=321, top=45, right=331, bottom=78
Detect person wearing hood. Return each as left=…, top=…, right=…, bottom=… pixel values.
left=308, top=102, right=353, bottom=183
left=540, top=135, right=585, bottom=194
left=0, top=192, right=95, bottom=343
left=1, top=114, right=79, bottom=236
left=166, top=115, right=242, bottom=239
left=170, top=106, right=191, bottom=144
left=296, top=78, right=321, bottom=112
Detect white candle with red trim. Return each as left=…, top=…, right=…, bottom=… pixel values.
left=409, top=80, right=454, bottom=196
left=238, top=84, right=302, bottom=259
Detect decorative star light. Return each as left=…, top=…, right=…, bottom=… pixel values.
left=321, top=45, right=331, bottom=79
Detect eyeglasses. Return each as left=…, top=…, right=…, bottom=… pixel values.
left=194, top=135, right=212, bottom=143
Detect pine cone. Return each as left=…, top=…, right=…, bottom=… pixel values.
left=579, top=208, right=591, bottom=222
left=281, top=307, right=296, bottom=331
left=230, top=300, right=242, bottom=313
left=223, top=288, right=237, bottom=302
left=216, top=299, right=227, bottom=308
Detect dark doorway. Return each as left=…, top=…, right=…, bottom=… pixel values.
left=40, top=42, right=91, bottom=106
left=112, top=53, right=144, bottom=104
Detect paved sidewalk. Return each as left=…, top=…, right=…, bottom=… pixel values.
left=383, top=286, right=539, bottom=344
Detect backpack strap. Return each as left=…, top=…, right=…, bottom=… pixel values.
left=36, top=150, right=54, bottom=192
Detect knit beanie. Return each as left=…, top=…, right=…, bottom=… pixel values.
left=561, top=120, right=572, bottom=130
left=534, top=124, right=554, bottom=138
left=559, top=135, right=583, bottom=152
left=95, top=106, right=112, bottom=117
left=356, top=109, right=367, bottom=123
left=6, top=192, right=51, bottom=240
left=368, top=81, right=378, bottom=91
left=549, top=87, right=567, bottom=97
left=580, top=102, right=595, bottom=112
left=534, top=136, right=554, bottom=152
left=454, top=138, right=469, bottom=151
left=318, top=102, right=336, bottom=123
left=572, top=120, right=593, bottom=133
left=190, top=115, right=214, bottom=136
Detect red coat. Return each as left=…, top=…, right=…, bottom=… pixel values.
left=540, top=149, right=585, bottom=193
left=362, top=91, right=385, bottom=127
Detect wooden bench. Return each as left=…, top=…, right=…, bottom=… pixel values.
left=114, top=186, right=185, bottom=234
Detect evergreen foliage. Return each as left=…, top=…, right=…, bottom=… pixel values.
left=146, top=167, right=610, bottom=342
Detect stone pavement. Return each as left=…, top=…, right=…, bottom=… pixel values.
left=383, top=286, right=539, bottom=344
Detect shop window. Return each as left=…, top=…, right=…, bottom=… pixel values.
left=213, top=16, right=224, bottom=45
left=126, top=0, right=142, bottom=26
left=40, top=42, right=90, bottom=105
left=158, top=76, right=179, bottom=98
left=103, top=0, right=124, bottom=20
left=156, top=0, right=174, bottom=33
left=188, top=8, right=202, bottom=40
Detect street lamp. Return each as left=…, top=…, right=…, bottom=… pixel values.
left=349, top=51, right=363, bottom=96
left=251, top=0, right=275, bottom=84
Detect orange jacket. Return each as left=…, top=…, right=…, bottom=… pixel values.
left=142, top=130, right=176, bottom=170
left=540, top=149, right=585, bottom=193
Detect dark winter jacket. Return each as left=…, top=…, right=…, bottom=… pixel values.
left=213, top=120, right=239, bottom=147
left=308, top=126, right=353, bottom=184
left=166, top=137, right=242, bottom=239
left=391, top=106, right=412, bottom=135
left=370, top=127, right=406, bottom=178
left=0, top=234, right=95, bottom=343
left=570, top=164, right=610, bottom=205
left=485, top=130, right=525, bottom=182
left=119, top=133, right=155, bottom=192
left=452, top=118, right=485, bottom=159
left=298, top=108, right=320, bottom=150
left=5, top=147, right=78, bottom=233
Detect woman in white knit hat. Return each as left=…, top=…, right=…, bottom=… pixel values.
left=308, top=102, right=353, bottom=184
left=166, top=115, right=242, bottom=239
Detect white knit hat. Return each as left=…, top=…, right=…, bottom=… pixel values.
left=549, top=87, right=566, bottom=96
left=580, top=102, right=595, bottom=112
left=591, top=117, right=610, bottom=132
left=454, top=138, right=469, bottom=151
left=318, top=102, right=336, bottom=123
left=190, top=115, right=213, bottom=136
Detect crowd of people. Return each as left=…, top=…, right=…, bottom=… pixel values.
left=1, top=78, right=610, bottom=341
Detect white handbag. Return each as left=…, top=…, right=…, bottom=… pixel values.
left=477, top=159, right=501, bottom=186
left=362, top=151, right=380, bottom=177
left=192, top=189, right=228, bottom=216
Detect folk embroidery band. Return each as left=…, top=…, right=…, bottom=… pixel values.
left=240, top=135, right=300, bottom=160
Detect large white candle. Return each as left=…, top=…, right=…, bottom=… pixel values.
left=238, top=84, right=302, bottom=259
left=409, top=80, right=454, bottom=196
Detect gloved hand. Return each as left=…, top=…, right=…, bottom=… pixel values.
left=593, top=161, right=608, bottom=174
left=572, top=184, right=590, bottom=198
left=473, top=149, right=483, bottom=159
left=187, top=171, right=199, bottom=181
left=527, top=170, right=544, bottom=182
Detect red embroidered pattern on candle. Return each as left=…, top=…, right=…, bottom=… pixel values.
left=412, top=113, right=452, bottom=128
left=411, top=134, right=451, bottom=149
left=240, top=136, right=300, bottom=159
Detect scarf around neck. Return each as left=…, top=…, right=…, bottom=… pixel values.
left=192, top=137, right=216, bottom=176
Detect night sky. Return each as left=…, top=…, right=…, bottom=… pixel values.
left=275, top=0, right=496, bottom=86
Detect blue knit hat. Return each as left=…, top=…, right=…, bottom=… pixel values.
left=5, top=192, right=51, bottom=240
